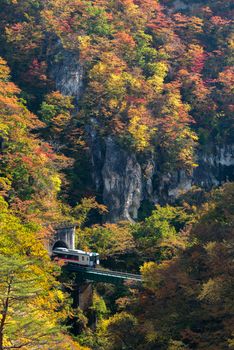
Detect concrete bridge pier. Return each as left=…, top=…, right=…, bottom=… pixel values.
left=71, top=273, right=94, bottom=312
left=71, top=277, right=95, bottom=334
left=77, top=282, right=94, bottom=311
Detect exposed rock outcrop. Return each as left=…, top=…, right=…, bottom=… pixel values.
left=90, top=139, right=234, bottom=222
left=152, top=144, right=234, bottom=201
left=49, top=42, right=83, bottom=102
left=102, top=137, right=142, bottom=222
left=50, top=46, right=234, bottom=222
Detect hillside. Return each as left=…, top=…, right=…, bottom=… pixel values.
left=0, top=0, right=233, bottom=349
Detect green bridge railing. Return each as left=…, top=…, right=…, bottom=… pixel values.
left=65, top=264, right=142, bottom=285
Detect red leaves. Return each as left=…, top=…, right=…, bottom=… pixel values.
left=56, top=18, right=73, bottom=33
left=8, top=22, right=24, bottom=33
left=147, top=9, right=171, bottom=32
left=218, top=66, right=234, bottom=87
left=210, top=16, right=231, bottom=26
left=27, top=59, right=48, bottom=83
left=134, top=0, right=161, bottom=12
left=191, top=51, right=207, bottom=74
left=126, top=96, right=147, bottom=105
left=114, top=31, right=136, bottom=48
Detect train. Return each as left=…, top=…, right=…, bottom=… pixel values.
left=52, top=247, right=100, bottom=267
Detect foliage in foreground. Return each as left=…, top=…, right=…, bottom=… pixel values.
left=0, top=196, right=89, bottom=350
left=93, top=184, right=234, bottom=350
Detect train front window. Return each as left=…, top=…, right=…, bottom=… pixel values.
left=90, top=255, right=99, bottom=265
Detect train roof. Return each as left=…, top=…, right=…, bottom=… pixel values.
left=53, top=247, right=99, bottom=256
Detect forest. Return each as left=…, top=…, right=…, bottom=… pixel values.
left=0, top=0, right=233, bottom=349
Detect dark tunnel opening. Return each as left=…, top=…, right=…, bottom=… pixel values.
left=52, top=240, right=68, bottom=250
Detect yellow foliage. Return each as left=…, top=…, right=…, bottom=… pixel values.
left=107, top=73, right=126, bottom=97
left=128, top=106, right=155, bottom=151
left=0, top=58, right=10, bottom=80
left=77, top=35, right=91, bottom=51
left=51, top=174, right=62, bottom=192
left=148, top=62, right=168, bottom=93
left=89, top=62, right=107, bottom=80
left=141, top=261, right=172, bottom=291
left=128, top=115, right=150, bottom=150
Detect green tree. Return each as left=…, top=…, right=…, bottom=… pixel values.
left=0, top=196, right=73, bottom=349
left=100, top=312, right=140, bottom=350
left=132, top=205, right=192, bottom=261
left=0, top=255, right=61, bottom=349
left=139, top=183, right=234, bottom=349
left=76, top=222, right=134, bottom=258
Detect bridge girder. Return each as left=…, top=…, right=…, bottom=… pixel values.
left=65, top=264, right=142, bottom=285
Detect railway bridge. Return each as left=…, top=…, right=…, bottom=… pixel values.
left=66, top=264, right=142, bottom=285
left=49, top=223, right=142, bottom=310
left=65, top=264, right=142, bottom=311
left=50, top=223, right=142, bottom=284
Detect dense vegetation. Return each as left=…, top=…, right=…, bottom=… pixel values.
left=0, top=0, right=233, bottom=349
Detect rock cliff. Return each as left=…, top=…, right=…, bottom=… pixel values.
left=90, top=131, right=234, bottom=222
left=49, top=41, right=84, bottom=104
left=50, top=46, right=234, bottom=222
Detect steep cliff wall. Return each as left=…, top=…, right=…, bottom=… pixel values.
left=90, top=134, right=234, bottom=222
left=87, top=113, right=234, bottom=221
left=49, top=42, right=84, bottom=104
left=50, top=46, right=234, bottom=222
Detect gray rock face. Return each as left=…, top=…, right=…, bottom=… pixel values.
left=170, top=0, right=188, bottom=11
left=49, top=43, right=83, bottom=102
left=92, top=141, right=234, bottom=222
left=87, top=122, right=143, bottom=222
left=87, top=119, right=105, bottom=193
left=151, top=144, right=234, bottom=204
left=166, top=0, right=203, bottom=13
left=102, top=137, right=142, bottom=222
left=50, top=46, right=234, bottom=222
left=193, top=145, right=234, bottom=187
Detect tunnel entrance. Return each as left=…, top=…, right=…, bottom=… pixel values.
left=52, top=240, right=68, bottom=250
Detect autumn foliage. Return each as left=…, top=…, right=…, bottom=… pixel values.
left=0, top=0, right=233, bottom=349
